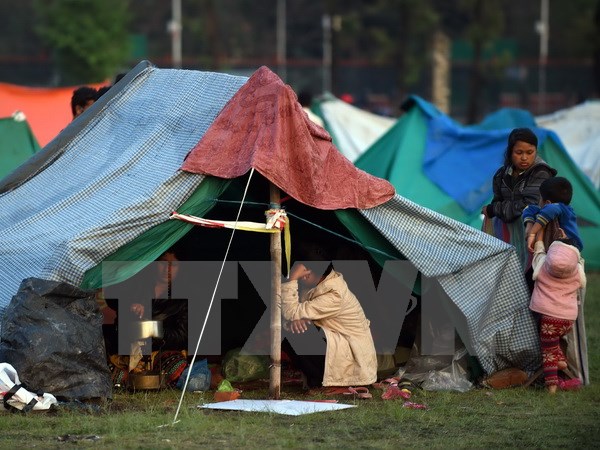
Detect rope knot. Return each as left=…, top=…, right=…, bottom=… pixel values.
left=265, top=208, right=287, bottom=230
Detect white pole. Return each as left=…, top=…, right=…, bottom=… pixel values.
left=276, top=0, right=287, bottom=82
left=169, top=0, right=182, bottom=68
left=538, top=0, right=549, bottom=113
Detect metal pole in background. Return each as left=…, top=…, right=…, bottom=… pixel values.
left=322, top=14, right=332, bottom=94
left=537, top=0, right=549, bottom=114
left=431, top=30, right=451, bottom=115
left=169, top=0, right=182, bottom=68
left=276, top=0, right=287, bottom=82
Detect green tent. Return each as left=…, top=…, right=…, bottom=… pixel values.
left=355, top=96, right=600, bottom=270
left=0, top=114, right=40, bottom=180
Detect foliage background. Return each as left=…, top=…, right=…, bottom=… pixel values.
left=33, top=0, right=131, bottom=84
left=0, top=0, right=598, bottom=120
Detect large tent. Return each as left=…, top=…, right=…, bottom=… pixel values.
left=355, top=96, right=600, bottom=270
left=0, top=113, right=40, bottom=180
left=0, top=62, right=542, bottom=380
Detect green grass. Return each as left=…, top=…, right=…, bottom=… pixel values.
left=2, top=273, right=599, bottom=449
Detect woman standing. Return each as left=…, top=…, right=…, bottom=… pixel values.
left=482, top=128, right=556, bottom=271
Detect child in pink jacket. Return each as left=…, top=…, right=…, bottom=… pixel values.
left=529, top=230, right=586, bottom=393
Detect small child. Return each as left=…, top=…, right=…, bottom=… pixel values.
left=529, top=229, right=586, bottom=393
left=523, top=177, right=583, bottom=253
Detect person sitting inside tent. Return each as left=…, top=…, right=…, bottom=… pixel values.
left=104, top=248, right=188, bottom=355
left=281, top=242, right=377, bottom=396
left=102, top=248, right=189, bottom=386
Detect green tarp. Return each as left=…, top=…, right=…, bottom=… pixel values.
left=0, top=115, right=40, bottom=180
left=81, top=177, right=412, bottom=292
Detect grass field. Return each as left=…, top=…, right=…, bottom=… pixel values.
left=1, top=273, right=599, bottom=449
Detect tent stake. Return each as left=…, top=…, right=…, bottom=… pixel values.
left=269, top=183, right=282, bottom=399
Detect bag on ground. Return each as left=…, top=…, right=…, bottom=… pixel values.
left=0, top=278, right=112, bottom=400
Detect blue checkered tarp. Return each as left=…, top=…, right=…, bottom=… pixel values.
left=0, top=63, right=247, bottom=323
left=361, top=195, right=540, bottom=374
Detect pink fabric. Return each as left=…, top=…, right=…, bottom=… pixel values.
left=530, top=242, right=582, bottom=320
left=181, top=66, right=395, bottom=210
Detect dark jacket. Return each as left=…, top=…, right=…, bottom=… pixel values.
left=486, top=158, right=556, bottom=223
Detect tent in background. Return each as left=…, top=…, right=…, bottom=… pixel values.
left=355, top=96, right=600, bottom=270
left=0, top=62, right=546, bottom=382
left=536, top=100, right=600, bottom=190
left=313, top=93, right=395, bottom=162
left=0, top=81, right=106, bottom=147
left=0, top=113, right=40, bottom=180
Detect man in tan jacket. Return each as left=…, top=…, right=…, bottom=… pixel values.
left=281, top=253, right=377, bottom=390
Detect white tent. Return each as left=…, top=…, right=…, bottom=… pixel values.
left=316, top=94, right=396, bottom=162
left=536, top=100, right=600, bottom=189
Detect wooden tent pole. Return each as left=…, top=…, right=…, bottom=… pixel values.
left=269, top=183, right=282, bottom=399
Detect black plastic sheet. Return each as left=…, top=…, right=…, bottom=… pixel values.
left=0, top=278, right=112, bottom=400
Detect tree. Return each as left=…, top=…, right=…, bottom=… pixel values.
left=35, top=0, right=131, bottom=84
left=331, top=0, right=439, bottom=107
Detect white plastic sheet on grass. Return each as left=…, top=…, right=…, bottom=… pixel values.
left=199, top=399, right=356, bottom=416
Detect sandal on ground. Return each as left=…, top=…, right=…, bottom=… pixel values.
left=373, top=377, right=400, bottom=390
left=342, top=386, right=372, bottom=399
left=381, top=384, right=411, bottom=400
left=558, top=378, right=582, bottom=390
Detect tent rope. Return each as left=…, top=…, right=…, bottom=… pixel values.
left=170, top=168, right=256, bottom=426
left=213, top=199, right=399, bottom=261
left=286, top=211, right=399, bottom=260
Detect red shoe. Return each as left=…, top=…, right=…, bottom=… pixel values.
left=558, top=378, right=582, bottom=391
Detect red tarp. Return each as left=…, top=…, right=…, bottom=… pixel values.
left=0, top=82, right=105, bottom=147
left=181, top=66, right=395, bottom=210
